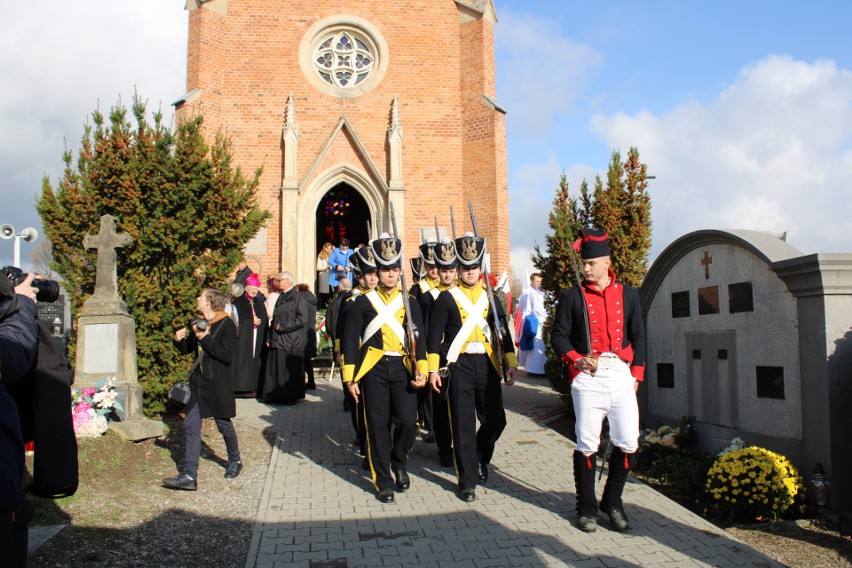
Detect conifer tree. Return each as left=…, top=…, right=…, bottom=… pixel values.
left=531, top=148, right=652, bottom=398
left=531, top=174, right=586, bottom=399
left=38, top=94, right=270, bottom=414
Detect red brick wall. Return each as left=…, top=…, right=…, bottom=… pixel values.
left=177, top=0, right=509, bottom=279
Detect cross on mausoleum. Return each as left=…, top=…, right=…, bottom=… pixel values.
left=701, top=250, right=712, bottom=280
left=83, top=214, right=133, bottom=298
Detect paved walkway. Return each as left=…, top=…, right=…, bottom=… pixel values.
left=234, top=372, right=781, bottom=568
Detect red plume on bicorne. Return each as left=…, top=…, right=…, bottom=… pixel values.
left=572, top=238, right=583, bottom=253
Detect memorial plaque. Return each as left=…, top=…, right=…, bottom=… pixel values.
left=671, top=291, right=690, bottom=318
left=729, top=281, right=754, bottom=313
left=657, top=363, right=674, bottom=388
left=83, top=322, right=119, bottom=374
left=698, top=285, right=719, bottom=315
left=756, top=366, right=785, bottom=399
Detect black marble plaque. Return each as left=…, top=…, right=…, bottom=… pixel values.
left=671, top=291, right=690, bottom=318
left=729, top=281, right=754, bottom=313
left=756, top=366, right=785, bottom=399
left=657, top=363, right=674, bottom=388
left=698, top=286, right=719, bottom=315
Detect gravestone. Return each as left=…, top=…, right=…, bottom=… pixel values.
left=74, top=215, right=163, bottom=440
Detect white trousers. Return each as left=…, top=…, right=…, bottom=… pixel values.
left=571, top=358, right=639, bottom=456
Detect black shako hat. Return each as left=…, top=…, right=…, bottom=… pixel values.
left=353, top=244, right=377, bottom=274
left=434, top=237, right=459, bottom=269
left=419, top=242, right=437, bottom=267
left=371, top=233, right=403, bottom=269
left=572, top=228, right=611, bottom=259
left=455, top=232, right=486, bottom=268
left=410, top=257, right=425, bottom=278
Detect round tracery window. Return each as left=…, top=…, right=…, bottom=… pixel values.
left=300, top=16, right=388, bottom=99
left=314, top=31, right=375, bottom=88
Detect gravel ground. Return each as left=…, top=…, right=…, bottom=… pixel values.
left=27, top=415, right=276, bottom=568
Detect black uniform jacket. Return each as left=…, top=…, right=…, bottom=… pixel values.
left=550, top=279, right=646, bottom=380
left=426, top=282, right=517, bottom=374
left=341, top=288, right=428, bottom=383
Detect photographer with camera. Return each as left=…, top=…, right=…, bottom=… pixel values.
left=165, top=287, right=242, bottom=491
left=1, top=273, right=39, bottom=567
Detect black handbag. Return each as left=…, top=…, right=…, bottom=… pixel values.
left=168, top=381, right=192, bottom=404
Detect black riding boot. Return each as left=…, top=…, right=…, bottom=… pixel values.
left=599, top=448, right=636, bottom=531
left=573, top=450, right=598, bottom=532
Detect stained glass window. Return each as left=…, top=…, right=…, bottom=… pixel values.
left=314, top=30, right=375, bottom=88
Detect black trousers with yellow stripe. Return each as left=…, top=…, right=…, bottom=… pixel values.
left=361, top=356, right=419, bottom=492
left=447, top=353, right=507, bottom=490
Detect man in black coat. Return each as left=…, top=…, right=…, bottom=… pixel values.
left=264, top=272, right=308, bottom=404
left=0, top=274, right=41, bottom=566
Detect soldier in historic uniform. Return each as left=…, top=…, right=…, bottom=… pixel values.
left=341, top=235, right=428, bottom=503
left=427, top=233, right=517, bottom=502
left=550, top=228, right=645, bottom=533
left=427, top=236, right=460, bottom=467
left=336, top=246, right=377, bottom=460
left=410, top=241, right=439, bottom=443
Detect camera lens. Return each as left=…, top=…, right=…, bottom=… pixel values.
left=191, top=318, right=209, bottom=332
left=33, top=279, right=60, bottom=303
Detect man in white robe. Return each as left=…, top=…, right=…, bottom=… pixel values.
left=518, top=273, right=547, bottom=376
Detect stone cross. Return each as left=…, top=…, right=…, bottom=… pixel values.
left=83, top=215, right=133, bottom=298
left=701, top=250, right=712, bottom=280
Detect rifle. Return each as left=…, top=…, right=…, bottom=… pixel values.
left=450, top=206, right=457, bottom=239
left=374, top=210, right=381, bottom=240
left=389, top=202, right=420, bottom=376
left=467, top=200, right=508, bottom=383
left=420, top=227, right=426, bottom=244
left=434, top=216, right=440, bottom=243
left=567, top=244, right=597, bottom=376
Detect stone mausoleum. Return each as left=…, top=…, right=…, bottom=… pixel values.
left=174, top=0, right=509, bottom=286
left=640, top=229, right=852, bottom=511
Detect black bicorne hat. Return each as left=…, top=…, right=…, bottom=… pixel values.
left=572, top=228, right=611, bottom=259
left=454, top=232, right=485, bottom=267
left=434, top=237, right=459, bottom=269
left=371, top=234, right=403, bottom=269
left=353, top=245, right=377, bottom=274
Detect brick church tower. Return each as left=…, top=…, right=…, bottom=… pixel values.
left=176, top=0, right=509, bottom=287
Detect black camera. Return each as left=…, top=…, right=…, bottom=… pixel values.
left=2, top=266, right=60, bottom=303
left=190, top=318, right=209, bottom=332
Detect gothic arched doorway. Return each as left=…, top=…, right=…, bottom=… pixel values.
left=315, top=183, right=372, bottom=254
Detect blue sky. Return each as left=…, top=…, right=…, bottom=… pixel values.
left=2, top=1, right=851, bottom=277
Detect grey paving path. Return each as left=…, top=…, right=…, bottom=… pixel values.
left=235, top=372, right=781, bottom=568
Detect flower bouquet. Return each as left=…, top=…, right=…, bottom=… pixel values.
left=71, top=376, right=124, bottom=438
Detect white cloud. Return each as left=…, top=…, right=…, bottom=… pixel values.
left=495, top=10, right=603, bottom=140
left=0, top=1, right=187, bottom=267
left=590, top=55, right=852, bottom=257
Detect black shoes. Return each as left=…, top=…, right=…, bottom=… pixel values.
left=577, top=514, right=597, bottom=533
left=377, top=487, right=395, bottom=503
left=306, top=382, right=317, bottom=390
left=163, top=473, right=197, bottom=491
left=422, top=434, right=435, bottom=444
left=600, top=505, right=630, bottom=531
left=439, top=454, right=454, bottom=467
left=224, top=460, right=243, bottom=479
left=393, top=468, right=411, bottom=491
left=459, top=488, right=476, bottom=502
left=478, top=463, right=489, bottom=483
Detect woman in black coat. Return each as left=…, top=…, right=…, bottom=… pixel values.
left=164, top=287, right=242, bottom=491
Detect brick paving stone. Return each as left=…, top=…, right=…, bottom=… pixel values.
left=242, top=377, right=783, bottom=568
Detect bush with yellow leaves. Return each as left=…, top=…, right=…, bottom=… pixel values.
left=705, top=446, right=806, bottom=521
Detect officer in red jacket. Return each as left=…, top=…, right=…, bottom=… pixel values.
left=551, top=228, right=645, bottom=533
